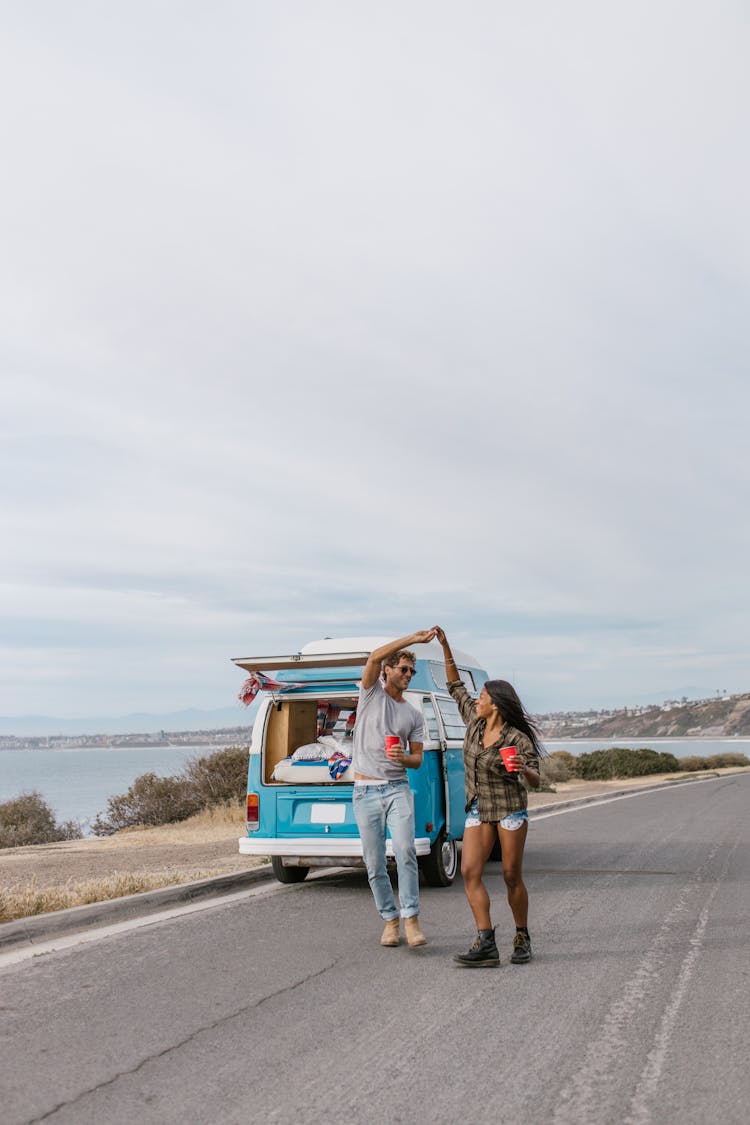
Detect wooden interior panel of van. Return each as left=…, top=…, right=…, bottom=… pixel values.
left=264, top=700, right=318, bottom=783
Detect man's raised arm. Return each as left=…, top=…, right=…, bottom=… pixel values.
left=361, top=629, right=437, bottom=689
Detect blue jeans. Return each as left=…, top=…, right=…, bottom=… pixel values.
left=352, top=780, right=420, bottom=920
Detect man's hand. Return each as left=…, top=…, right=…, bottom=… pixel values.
left=389, top=744, right=423, bottom=769
left=388, top=745, right=407, bottom=766
left=412, top=628, right=437, bottom=645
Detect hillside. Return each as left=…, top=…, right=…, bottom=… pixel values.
left=538, top=692, right=750, bottom=739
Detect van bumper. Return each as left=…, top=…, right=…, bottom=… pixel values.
left=239, top=836, right=432, bottom=858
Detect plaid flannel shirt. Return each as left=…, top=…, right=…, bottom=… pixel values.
left=448, top=680, right=539, bottom=822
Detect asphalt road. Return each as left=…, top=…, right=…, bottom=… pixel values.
left=1, top=774, right=748, bottom=1125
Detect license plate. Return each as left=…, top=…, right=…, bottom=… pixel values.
left=310, top=804, right=346, bottom=824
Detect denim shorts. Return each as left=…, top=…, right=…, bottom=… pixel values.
left=464, top=798, right=529, bottom=831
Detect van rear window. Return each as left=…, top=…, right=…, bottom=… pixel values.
left=430, top=663, right=476, bottom=692
left=436, top=697, right=467, bottom=741
left=421, top=697, right=441, bottom=741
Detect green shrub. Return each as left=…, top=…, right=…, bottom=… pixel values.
left=546, top=750, right=582, bottom=779
left=679, top=755, right=711, bottom=772
left=577, top=747, right=680, bottom=780
left=576, top=749, right=611, bottom=779
left=183, top=744, right=249, bottom=806
left=678, top=752, right=748, bottom=772
left=92, top=745, right=250, bottom=835
left=540, top=756, right=574, bottom=784
left=92, top=773, right=201, bottom=835
left=704, top=752, right=749, bottom=769
left=0, top=791, right=82, bottom=848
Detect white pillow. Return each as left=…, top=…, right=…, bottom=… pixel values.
left=317, top=735, right=346, bottom=755
left=291, top=742, right=328, bottom=761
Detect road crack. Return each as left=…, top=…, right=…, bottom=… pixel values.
left=29, top=960, right=337, bottom=1123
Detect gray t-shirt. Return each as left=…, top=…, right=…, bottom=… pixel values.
left=351, top=679, right=425, bottom=780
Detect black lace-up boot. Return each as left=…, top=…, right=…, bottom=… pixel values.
left=453, top=927, right=500, bottom=967
left=510, top=929, right=532, bottom=964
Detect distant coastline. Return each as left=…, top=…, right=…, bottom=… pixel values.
left=0, top=726, right=252, bottom=752
left=3, top=688, right=749, bottom=748
left=538, top=690, right=750, bottom=740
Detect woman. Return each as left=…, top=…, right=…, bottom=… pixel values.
left=434, top=626, right=542, bottom=966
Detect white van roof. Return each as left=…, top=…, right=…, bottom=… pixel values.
left=232, top=636, right=483, bottom=674
left=302, top=637, right=482, bottom=666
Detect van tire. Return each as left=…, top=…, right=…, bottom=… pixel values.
left=271, top=856, right=309, bottom=883
left=420, top=834, right=458, bottom=887
left=488, top=838, right=502, bottom=862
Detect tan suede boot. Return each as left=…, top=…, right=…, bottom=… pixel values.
left=380, top=918, right=401, bottom=946
left=404, top=915, right=427, bottom=947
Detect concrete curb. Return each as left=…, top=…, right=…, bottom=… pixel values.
left=1, top=772, right=726, bottom=951
left=0, top=864, right=273, bottom=952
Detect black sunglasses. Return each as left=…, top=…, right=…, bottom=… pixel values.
left=395, top=665, right=416, bottom=676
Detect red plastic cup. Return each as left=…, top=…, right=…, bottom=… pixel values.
left=385, top=736, right=401, bottom=758
left=500, top=745, right=520, bottom=772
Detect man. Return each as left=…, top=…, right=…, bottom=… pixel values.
left=351, top=629, right=436, bottom=947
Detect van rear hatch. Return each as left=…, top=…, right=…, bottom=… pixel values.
left=232, top=650, right=370, bottom=673
left=275, top=791, right=358, bottom=836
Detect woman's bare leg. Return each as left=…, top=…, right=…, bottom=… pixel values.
left=460, top=823, right=497, bottom=930
left=499, top=822, right=529, bottom=927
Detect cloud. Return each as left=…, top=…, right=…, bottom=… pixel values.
left=1, top=3, right=748, bottom=719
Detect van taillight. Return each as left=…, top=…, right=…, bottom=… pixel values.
left=246, top=792, right=259, bottom=831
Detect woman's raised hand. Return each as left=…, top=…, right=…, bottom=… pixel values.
left=433, top=625, right=447, bottom=645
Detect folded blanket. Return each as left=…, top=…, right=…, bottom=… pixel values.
left=328, top=751, right=352, bottom=780
left=271, top=758, right=324, bottom=780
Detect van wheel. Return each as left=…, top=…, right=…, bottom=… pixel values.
left=271, top=856, right=309, bottom=883
left=488, top=838, right=502, bottom=862
left=420, top=835, right=458, bottom=887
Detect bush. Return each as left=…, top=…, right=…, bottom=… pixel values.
left=540, top=756, right=574, bottom=785
left=679, top=755, right=712, bottom=772
left=680, top=752, right=749, bottom=772
left=92, top=745, right=250, bottom=835
left=0, top=791, right=82, bottom=848
left=705, top=752, right=749, bottom=769
left=577, top=747, right=680, bottom=780
left=92, top=773, right=201, bottom=835
left=183, top=744, right=249, bottom=806
left=544, top=750, right=582, bottom=781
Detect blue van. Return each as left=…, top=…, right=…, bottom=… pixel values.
left=232, top=637, right=488, bottom=886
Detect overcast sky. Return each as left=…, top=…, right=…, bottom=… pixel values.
left=1, top=2, right=748, bottom=723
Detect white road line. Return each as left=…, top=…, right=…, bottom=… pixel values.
left=0, top=865, right=346, bottom=970
left=624, top=833, right=741, bottom=1125
left=0, top=878, right=297, bottom=970
left=551, top=828, right=738, bottom=1125
left=551, top=880, right=705, bottom=1124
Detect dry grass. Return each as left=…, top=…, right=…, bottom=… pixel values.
left=0, top=867, right=234, bottom=924
left=0, top=800, right=263, bottom=923
left=98, top=801, right=247, bottom=848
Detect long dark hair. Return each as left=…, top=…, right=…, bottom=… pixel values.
left=484, top=679, right=544, bottom=757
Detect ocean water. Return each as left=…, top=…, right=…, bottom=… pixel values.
left=2, top=737, right=747, bottom=838
left=543, top=737, right=750, bottom=758
left=0, top=745, right=226, bottom=835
